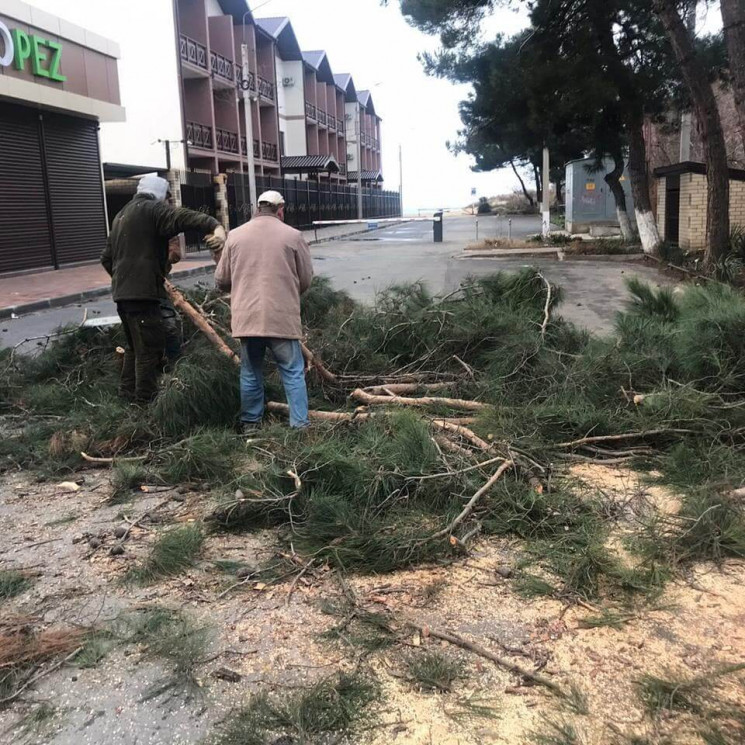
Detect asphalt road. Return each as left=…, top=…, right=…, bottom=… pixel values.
left=0, top=214, right=670, bottom=352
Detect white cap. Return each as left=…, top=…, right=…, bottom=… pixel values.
left=257, top=190, right=285, bottom=206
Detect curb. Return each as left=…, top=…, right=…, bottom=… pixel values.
left=0, top=263, right=215, bottom=321
left=307, top=220, right=405, bottom=246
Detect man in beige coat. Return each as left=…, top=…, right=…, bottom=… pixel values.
left=215, top=191, right=313, bottom=429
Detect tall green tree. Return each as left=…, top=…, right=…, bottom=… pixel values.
left=654, top=0, right=730, bottom=265
left=720, top=0, right=745, bottom=153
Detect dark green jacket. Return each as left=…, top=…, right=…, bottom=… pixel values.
left=101, top=194, right=220, bottom=302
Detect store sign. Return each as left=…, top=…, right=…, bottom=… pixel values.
left=0, top=20, right=66, bottom=82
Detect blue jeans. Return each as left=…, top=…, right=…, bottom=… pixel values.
left=240, top=338, right=309, bottom=428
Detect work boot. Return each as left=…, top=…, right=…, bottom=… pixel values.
left=239, top=421, right=262, bottom=436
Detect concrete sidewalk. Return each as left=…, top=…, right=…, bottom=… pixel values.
left=0, top=221, right=387, bottom=320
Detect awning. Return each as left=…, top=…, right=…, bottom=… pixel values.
left=281, top=155, right=340, bottom=173
left=103, top=163, right=167, bottom=179
left=347, top=170, right=383, bottom=183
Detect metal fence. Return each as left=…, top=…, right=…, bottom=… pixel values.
left=226, top=173, right=401, bottom=230
left=179, top=171, right=217, bottom=252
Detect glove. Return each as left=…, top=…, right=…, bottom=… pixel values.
left=205, top=225, right=226, bottom=256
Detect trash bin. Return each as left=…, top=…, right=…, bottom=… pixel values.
left=433, top=211, right=443, bottom=243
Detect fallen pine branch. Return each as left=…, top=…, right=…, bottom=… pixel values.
left=426, top=460, right=513, bottom=542
left=556, top=428, right=695, bottom=449
left=300, top=342, right=339, bottom=384
left=166, top=281, right=239, bottom=364
left=80, top=452, right=147, bottom=465
left=351, top=388, right=489, bottom=412
left=537, top=271, right=552, bottom=340
left=408, top=623, right=564, bottom=697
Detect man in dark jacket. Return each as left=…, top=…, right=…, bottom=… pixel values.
left=101, top=175, right=225, bottom=403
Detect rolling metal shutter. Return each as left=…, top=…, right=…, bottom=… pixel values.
left=0, top=102, right=54, bottom=273
left=42, top=112, right=108, bottom=266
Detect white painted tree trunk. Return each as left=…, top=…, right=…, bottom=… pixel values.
left=635, top=208, right=662, bottom=254
left=616, top=206, right=635, bottom=242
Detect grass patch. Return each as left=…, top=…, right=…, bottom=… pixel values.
left=531, top=719, right=584, bottom=745
left=210, top=672, right=379, bottom=745
left=404, top=650, right=464, bottom=692
left=637, top=663, right=745, bottom=716
left=0, top=570, right=31, bottom=600
left=128, top=524, right=204, bottom=584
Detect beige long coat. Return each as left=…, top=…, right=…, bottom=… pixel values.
left=215, top=215, right=313, bottom=340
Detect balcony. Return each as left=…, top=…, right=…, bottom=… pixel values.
left=305, top=101, right=316, bottom=120
left=179, top=34, right=208, bottom=72
left=186, top=121, right=213, bottom=149
left=216, top=128, right=239, bottom=155
left=261, top=141, right=278, bottom=161
left=210, top=51, right=234, bottom=85
left=240, top=136, right=261, bottom=158
left=258, top=76, right=275, bottom=101
left=317, top=110, right=327, bottom=126
left=328, top=114, right=336, bottom=130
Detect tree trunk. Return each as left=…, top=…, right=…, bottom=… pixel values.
left=604, top=155, right=635, bottom=242
left=655, top=0, right=730, bottom=267
left=721, top=0, right=745, bottom=153
left=533, top=163, right=543, bottom=205
left=554, top=179, right=564, bottom=207
left=510, top=159, right=534, bottom=207
left=627, top=108, right=662, bottom=255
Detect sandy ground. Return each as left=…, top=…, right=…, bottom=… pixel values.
left=0, top=462, right=743, bottom=745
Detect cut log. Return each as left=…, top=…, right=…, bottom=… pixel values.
left=266, top=401, right=370, bottom=422
left=351, top=388, right=488, bottom=412
left=431, top=420, right=493, bottom=452
left=362, top=382, right=453, bottom=395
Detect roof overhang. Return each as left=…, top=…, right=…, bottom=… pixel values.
left=653, top=160, right=745, bottom=182
left=218, top=0, right=252, bottom=23
left=257, top=17, right=303, bottom=60
left=335, top=73, right=358, bottom=103
left=303, top=51, right=335, bottom=84
left=348, top=170, right=383, bottom=183
left=103, top=163, right=167, bottom=179
left=281, top=155, right=340, bottom=173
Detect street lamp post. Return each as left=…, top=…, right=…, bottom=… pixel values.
left=356, top=103, right=363, bottom=219
left=241, top=44, right=258, bottom=214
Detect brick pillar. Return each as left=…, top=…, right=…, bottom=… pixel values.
left=214, top=173, right=230, bottom=231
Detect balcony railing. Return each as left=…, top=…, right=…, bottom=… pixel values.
left=186, top=121, right=213, bottom=149
left=305, top=101, right=316, bottom=120
left=216, top=128, right=239, bottom=154
left=262, top=141, right=278, bottom=161
left=180, top=34, right=208, bottom=71
left=258, top=76, right=275, bottom=100
left=210, top=51, right=234, bottom=83
left=239, top=136, right=261, bottom=159
left=328, top=114, right=336, bottom=131
left=317, top=110, right=327, bottom=126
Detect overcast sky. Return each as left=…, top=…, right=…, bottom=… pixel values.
left=254, top=0, right=530, bottom=211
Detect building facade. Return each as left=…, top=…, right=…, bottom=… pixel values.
left=173, top=3, right=385, bottom=188
left=0, top=1, right=124, bottom=274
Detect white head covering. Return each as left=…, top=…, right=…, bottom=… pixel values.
left=137, top=174, right=169, bottom=201
left=257, top=190, right=285, bottom=206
